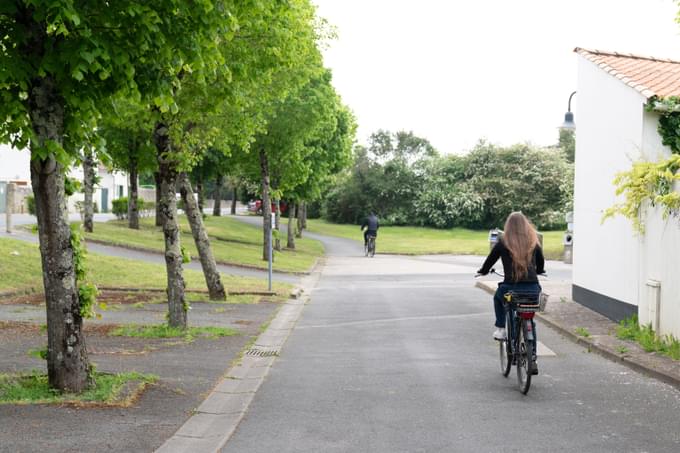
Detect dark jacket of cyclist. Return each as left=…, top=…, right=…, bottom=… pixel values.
left=477, top=212, right=544, bottom=340
left=361, top=213, right=379, bottom=246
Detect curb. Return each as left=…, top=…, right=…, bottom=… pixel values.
left=475, top=281, right=680, bottom=391
left=155, top=260, right=323, bottom=452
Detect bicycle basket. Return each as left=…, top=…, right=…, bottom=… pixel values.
left=506, top=291, right=541, bottom=313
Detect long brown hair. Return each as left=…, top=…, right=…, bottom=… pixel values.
left=502, top=212, right=539, bottom=281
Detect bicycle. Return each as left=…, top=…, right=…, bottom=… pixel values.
left=365, top=235, right=376, bottom=257
left=478, top=269, right=546, bottom=394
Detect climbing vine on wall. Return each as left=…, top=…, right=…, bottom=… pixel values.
left=603, top=153, right=680, bottom=233
left=650, top=96, right=680, bottom=155
left=604, top=98, right=680, bottom=233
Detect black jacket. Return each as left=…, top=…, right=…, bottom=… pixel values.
left=361, top=215, right=379, bottom=232
left=478, top=239, right=545, bottom=283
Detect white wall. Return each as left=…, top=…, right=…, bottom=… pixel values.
left=67, top=165, right=128, bottom=213
left=637, top=110, right=680, bottom=336
left=0, top=144, right=30, bottom=182
left=575, top=56, right=680, bottom=337
left=573, top=54, right=644, bottom=307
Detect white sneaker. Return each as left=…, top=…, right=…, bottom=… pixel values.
left=493, top=328, right=507, bottom=340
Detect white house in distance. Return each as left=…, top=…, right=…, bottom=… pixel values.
left=573, top=47, right=680, bottom=338
left=0, top=143, right=128, bottom=214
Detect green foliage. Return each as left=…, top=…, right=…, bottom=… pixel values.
left=322, top=136, right=573, bottom=229
left=112, top=197, right=128, bottom=220
left=648, top=97, right=680, bottom=154
left=69, top=224, right=98, bottom=318
left=25, top=195, right=35, bottom=216
left=180, top=244, right=191, bottom=264
left=63, top=177, right=81, bottom=197
left=559, top=129, right=575, bottom=163
left=0, top=371, right=157, bottom=405
left=464, top=141, right=573, bottom=229
left=413, top=156, right=484, bottom=228
left=28, top=348, right=48, bottom=360
left=112, top=196, right=146, bottom=219
left=602, top=155, right=680, bottom=233
left=574, top=327, right=591, bottom=338
left=616, top=315, right=680, bottom=360
left=110, top=324, right=239, bottom=341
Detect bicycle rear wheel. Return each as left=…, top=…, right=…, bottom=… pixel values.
left=500, top=314, right=512, bottom=377
left=517, top=321, right=532, bottom=394
left=370, top=238, right=376, bottom=257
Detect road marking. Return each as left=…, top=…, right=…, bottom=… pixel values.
left=297, top=312, right=493, bottom=329
left=537, top=341, right=556, bottom=357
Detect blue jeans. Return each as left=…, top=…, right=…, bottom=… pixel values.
left=493, top=282, right=541, bottom=328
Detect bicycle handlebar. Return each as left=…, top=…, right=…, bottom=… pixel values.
left=474, top=268, right=547, bottom=278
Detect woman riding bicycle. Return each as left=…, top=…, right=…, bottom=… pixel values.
left=477, top=212, right=545, bottom=340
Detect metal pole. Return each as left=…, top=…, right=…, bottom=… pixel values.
left=268, top=215, right=273, bottom=291
left=5, top=183, right=15, bottom=234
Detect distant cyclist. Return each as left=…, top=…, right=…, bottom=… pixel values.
left=361, top=212, right=379, bottom=249
left=477, top=212, right=545, bottom=340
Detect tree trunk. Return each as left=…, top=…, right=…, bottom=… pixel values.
left=82, top=148, right=95, bottom=233
left=274, top=199, right=281, bottom=251
left=301, top=202, right=307, bottom=229
left=29, top=75, right=90, bottom=392
left=259, top=150, right=273, bottom=262
left=179, top=173, right=226, bottom=301
left=128, top=152, right=139, bottom=229
left=154, top=171, right=163, bottom=227
left=296, top=203, right=303, bottom=238
left=196, top=175, right=205, bottom=216
left=154, top=122, right=187, bottom=329
left=212, top=174, right=224, bottom=216
left=287, top=202, right=296, bottom=249
left=230, top=184, right=237, bottom=215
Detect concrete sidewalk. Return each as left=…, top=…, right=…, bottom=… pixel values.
left=476, top=278, right=680, bottom=391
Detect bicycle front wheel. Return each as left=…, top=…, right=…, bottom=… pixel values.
left=517, top=320, right=532, bottom=394
left=499, top=339, right=511, bottom=377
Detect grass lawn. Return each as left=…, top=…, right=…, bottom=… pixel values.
left=0, top=237, right=292, bottom=297
left=0, top=371, right=156, bottom=406
left=81, top=216, right=323, bottom=273
left=305, top=219, right=565, bottom=260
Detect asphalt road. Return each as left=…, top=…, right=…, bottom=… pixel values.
left=222, top=232, right=680, bottom=452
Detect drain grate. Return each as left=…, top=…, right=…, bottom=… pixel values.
left=245, top=348, right=279, bottom=357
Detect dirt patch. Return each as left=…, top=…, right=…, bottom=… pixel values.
left=0, top=293, right=45, bottom=306
left=0, top=291, right=164, bottom=307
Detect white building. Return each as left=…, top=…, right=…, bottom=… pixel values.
left=0, top=143, right=128, bottom=214
left=573, top=47, right=680, bottom=337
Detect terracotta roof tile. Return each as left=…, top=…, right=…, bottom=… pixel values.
left=575, top=47, right=680, bottom=99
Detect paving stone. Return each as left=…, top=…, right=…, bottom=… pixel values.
left=196, top=392, right=253, bottom=415
left=214, top=378, right=261, bottom=394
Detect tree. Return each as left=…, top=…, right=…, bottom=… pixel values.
left=322, top=131, right=435, bottom=225
left=0, top=1, right=226, bottom=391
left=99, top=97, right=156, bottom=230
left=81, top=146, right=97, bottom=232
left=223, top=0, right=329, bottom=262
left=413, top=155, right=484, bottom=228
left=559, top=128, right=575, bottom=163
left=464, top=141, right=573, bottom=229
